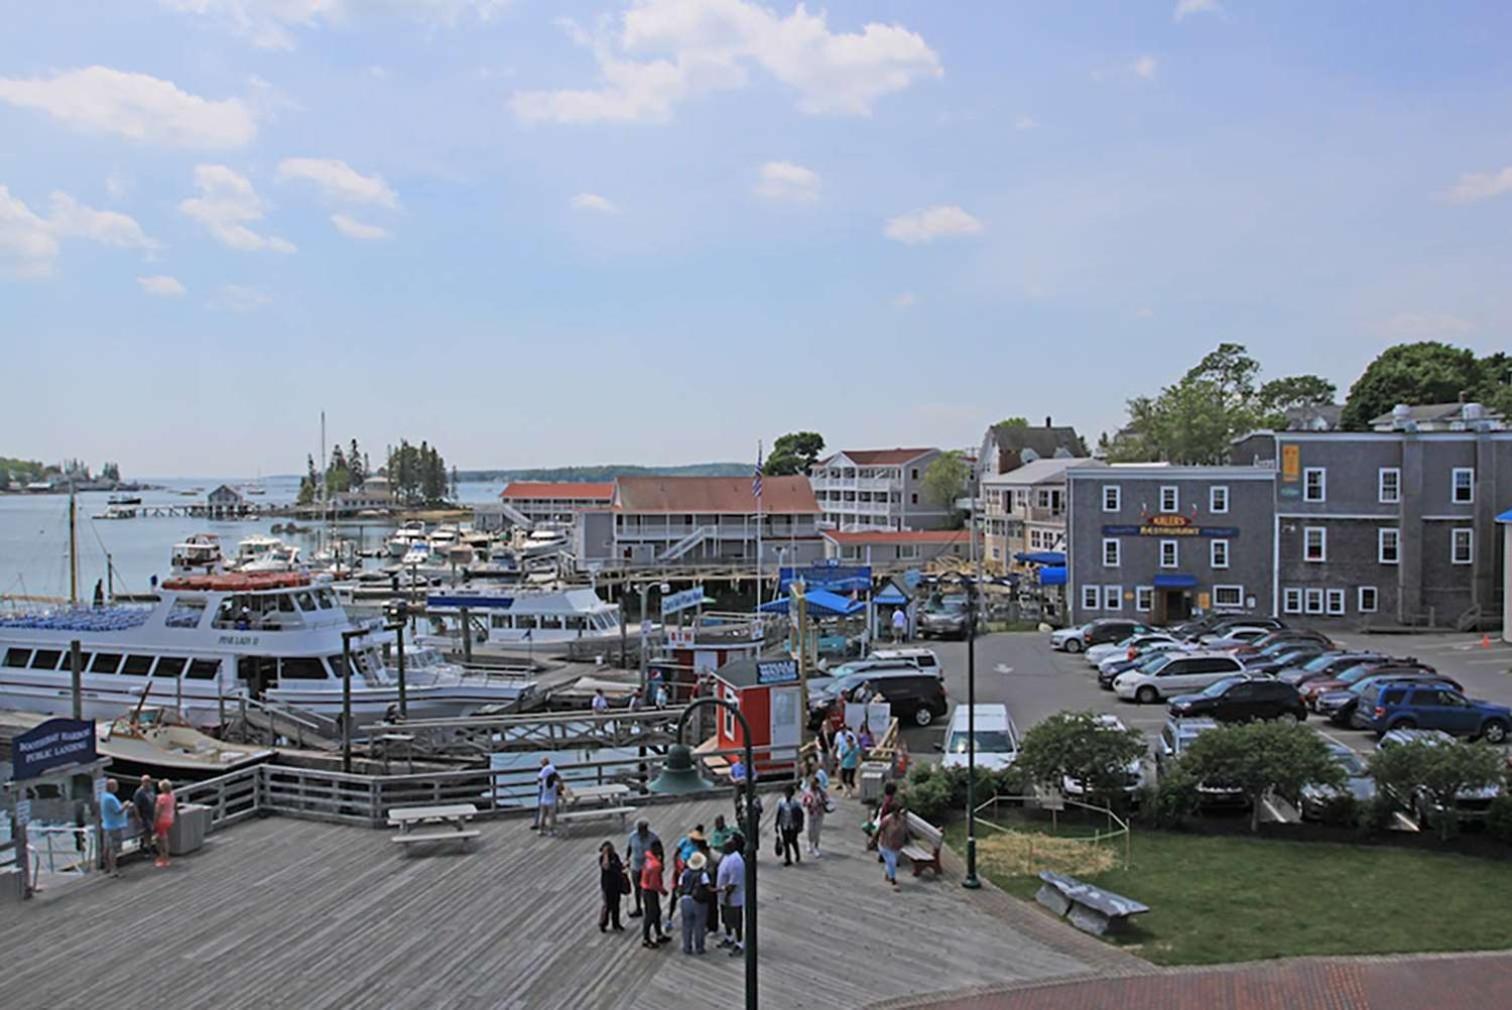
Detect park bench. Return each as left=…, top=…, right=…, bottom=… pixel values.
left=555, top=806, right=638, bottom=836
left=900, top=811, right=943, bottom=876
left=1035, top=870, right=1149, bottom=936
left=388, top=803, right=481, bottom=854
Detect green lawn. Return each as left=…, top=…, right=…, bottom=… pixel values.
left=946, top=820, right=1512, bottom=965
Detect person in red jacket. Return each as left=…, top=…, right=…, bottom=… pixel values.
left=639, top=839, right=671, bottom=948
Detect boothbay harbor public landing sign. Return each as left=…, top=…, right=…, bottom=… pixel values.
left=1103, top=514, right=1240, bottom=539
left=12, top=718, right=97, bottom=780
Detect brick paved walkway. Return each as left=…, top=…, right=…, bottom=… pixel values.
left=881, top=952, right=1512, bottom=1010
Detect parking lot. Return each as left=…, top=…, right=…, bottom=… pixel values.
left=891, top=629, right=1512, bottom=762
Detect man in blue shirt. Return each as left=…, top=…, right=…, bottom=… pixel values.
left=100, top=778, right=129, bottom=878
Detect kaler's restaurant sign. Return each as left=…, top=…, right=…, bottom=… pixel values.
left=1102, top=513, right=1239, bottom=538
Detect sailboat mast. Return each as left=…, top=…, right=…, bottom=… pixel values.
left=68, top=481, right=78, bottom=606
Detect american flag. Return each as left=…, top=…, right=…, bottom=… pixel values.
left=753, top=443, right=763, bottom=501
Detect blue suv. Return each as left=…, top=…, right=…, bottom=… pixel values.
left=1357, top=681, right=1512, bottom=742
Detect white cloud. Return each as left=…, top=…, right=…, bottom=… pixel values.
left=0, top=66, right=255, bottom=149
left=0, top=185, right=156, bottom=279
left=1132, top=55, right=1158, bottom=80
left=47, top=193, right=158, bottom=250
left=892, top=291, right=917, bottom=308
left=277, top=158, right=399, bottom=208
left=1378, top=313, right=1476, bottom=339
left=212, top=283, right=272, bottom=311
left=179, top=165, right=296, bottom=253
left=330, top=213, right=391, bottom=240
left=1173, top=0, right=1220, bottom=21
left=570, top=192, right=620, bottom=214
left=511, top=0, right=941, bottom=124
left=160, top=1, right=511, bottom=50
left=1438, top=166, right=1512, bottom=205
left=754, top=160, right=820, bottom=202
left=1014, top=115, right=1038, bottom=131
left=138, top=275, right=187, bottom=297
left=883, top=205, right=984, bottom=245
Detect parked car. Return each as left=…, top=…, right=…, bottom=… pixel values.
left=1356, top=683, right=1511, bottom=742
left=1182, top=614, right=1284, bottom=642
left=1301, top=659, right=1438, bottom=708
left=1318, top=674, right=1459, bottom=726
left=1168, top=676, right=1308, bottom=723
left=918, top=596, right=971, bottom=640
left=806, top=657, right=934, bottom=719
left=940, top=704, right=1020, bottom=770
left=1061, top=713, right=1146, bottom=799
left=1097, top=640, right=1193, bottom=685
left=1376, top=728, right=1504, bottom=826
left=1240, top=643, right=1329, bottom=676
left=1156, top=716, right=1246, bottom=807
left=1086, top=632, right=1181, bottom=667
left=1172, top=612, right=1263, bottom=639
left=1114, top=650, right=1247, bottom=704
left=867, top=648, right=944, bottom=678
left=1299, top=742, right=1377, bottom=821
left=1277, top=652, right=1390, bottom=688
left=1051, top=618, right=1151, bottom=654
left=1200, top=627, right=1276, bottom=649
left=1230, top=628, right=1334, bottom=659
left=853, top=672, right=950, bottom=727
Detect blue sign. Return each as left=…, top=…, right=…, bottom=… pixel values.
left=12, top=718, right=96, bottom=781
left=755, top=659, right=799, bottom=685
left=661, top=586, right=706, bottom=617
left=778, top=564, right=871, bottom=593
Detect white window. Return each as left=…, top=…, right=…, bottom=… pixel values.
left=1103, top=585, right=1122, bottom=610
left=1452, top=467, right=1474, bottom=504
left=1135, top=586, right=1152, bottom=612
left=1451, top=528, right=1473, bottom=565
left=1303, top=467, right=1326, bottom=503
left=1326, top=588, right=1345, bottom=615
left=1102, top=538, right=1120, bottom=567
left=1209, top=485, right=1229, bottom=514
left=1213, top=585, right=1243, bottom=608
left=1102, top=485, right=1121, bottom=512
left=1282, top=587, right=1302, bottom=614
left=1378, top=468, right=1400, bottom=504
left=1357, top=586, right=1378, bottom=613
left=1081, top=585, right=1101, bottom=611
left=1304, top=588, right=1324, bottom=614
left=897, top=545, right=919, bottom=560
left=1159, top=540, right=1179, bottom=568
left=1159, top=486, right=1179, bottom=513
left=1378, top=528, right=1399, bottom=564
left=1210, top=539, right=1229, bottom=569
left=1303, top=527, right=1326, bottom=562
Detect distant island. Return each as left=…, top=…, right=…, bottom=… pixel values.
left=458, top=462, right=747, bottom=482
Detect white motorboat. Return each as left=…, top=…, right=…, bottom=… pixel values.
left=98, top=707, right=274, bottom=776
left=0, top=571, right=535, bottom=728
left=229, top=535, right=302, bottom=573
left=420, top=586, right=623, bottom=657
left=170, top=533, right=225, bottom=577
left=91, top=505, right=136, bottom=520
left=517, top=527, right=569, bottom=559
left=386, top=520, right=427, bottom=559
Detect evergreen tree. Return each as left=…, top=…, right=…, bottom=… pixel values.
left=349, top=438, right=365, bottom=487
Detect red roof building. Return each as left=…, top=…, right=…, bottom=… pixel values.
left=498, top=481, right=614, bottom=525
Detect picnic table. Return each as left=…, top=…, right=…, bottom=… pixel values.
left=565, top=783, right=631, bottom=806
left=388, top=803, right=481, bottom=854
left=556, top=784, right=636, bottom=836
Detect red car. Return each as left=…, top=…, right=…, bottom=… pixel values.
left=1301, top=660, right=1443, bottom=708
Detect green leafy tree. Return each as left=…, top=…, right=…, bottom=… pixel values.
left=1181, top=721, right=1344, bottom=832
left=297, top=454, right=319, bottom=505
left=1341, top=342, right=1482, bottom=430
left=1471, top=351, right=1512, bottom=418
left=763, top=431, right=826, bottom=476
left=99, top=461, right=121, bottom=482
left=1369, top=737, right=1507, bottom=841
left=996, top=416, right=1029, bottom=428
left=921, top=450, right=970, bottom=519
left=1015, top=711, right=1147, bottom=809
left=1257, top=375, right=1337, bottom=417
left=348, top=439, right=365, bottom=488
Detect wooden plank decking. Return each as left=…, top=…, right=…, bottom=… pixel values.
left=0, top=799, right=1099, bottom=1009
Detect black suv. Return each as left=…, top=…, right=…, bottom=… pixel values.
left=1168, top=677, right=1307, bottom=723
left=852, top=673, right=949, bottom=727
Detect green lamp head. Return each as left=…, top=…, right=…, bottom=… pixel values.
left=648, top=742, right=712, bottom=796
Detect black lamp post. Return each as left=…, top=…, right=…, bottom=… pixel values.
left=938, top=572, right=981, bottom=889
left=340, top=626, right=372, bottom=774
left=649, top=697, right=759, bottom=1010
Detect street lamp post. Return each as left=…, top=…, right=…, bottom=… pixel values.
left=386, top=607, right=408, bottom=720
left=340, top=627, right=370, bottom=774
left=939, top=571, right=981, bottom=889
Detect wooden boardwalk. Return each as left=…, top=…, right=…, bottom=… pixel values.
left=0, top=799, right=1105, bottom=1009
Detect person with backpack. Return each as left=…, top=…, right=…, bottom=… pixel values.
left=677, top=851, right=713, bottom=954
left=775, top=784, right=804, bottom=866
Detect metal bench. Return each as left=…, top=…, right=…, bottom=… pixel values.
left=900, top=811, right=943, bottom=876
left=554, top=806, right=638, bottom=836
left=388, top=803, right=480, bottom=855
left=1035, top=870, right=1149, bottom=936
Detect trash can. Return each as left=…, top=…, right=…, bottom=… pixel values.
left=859, top=761, right=891, bottom=803
left=168, top=803, right=212, bottom=856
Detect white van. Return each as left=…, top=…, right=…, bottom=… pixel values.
left=940, top=704, right=1019, bottom=770
left=868, top=647, right=944, bottom=678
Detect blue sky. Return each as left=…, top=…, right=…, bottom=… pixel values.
left=3, top=1, right=1510, bottom=476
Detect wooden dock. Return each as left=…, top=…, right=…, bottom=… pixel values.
left=0, top=796, right=1121, bottom=1009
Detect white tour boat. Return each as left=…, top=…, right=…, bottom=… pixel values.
left=421, top=587, right=624, bottom=657
left=0, top=572, right=535, bottom=728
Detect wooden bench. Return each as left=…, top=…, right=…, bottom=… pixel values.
left=1035, top=870, right=1149, bottom=936
left=900, top=811, right=943, bottom=876
left=554, top=806, right=638, bottom=836
left=391, top=829, right=481, bottom=849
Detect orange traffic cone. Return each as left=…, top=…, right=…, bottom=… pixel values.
left=1481, top=633, right=1493, bottom=649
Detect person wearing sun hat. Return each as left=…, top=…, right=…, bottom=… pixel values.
left=677, top=850, right=714, bottom=954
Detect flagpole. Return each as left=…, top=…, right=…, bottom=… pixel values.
left=755, top=440, right=764, bottom=611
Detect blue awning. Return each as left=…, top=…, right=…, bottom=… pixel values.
left=758, top=588, right=864, bottom=618
left=1038, top=566, right=1066, bottom=586
left=1153, top=573, right=1198, bottom=589
left=1497, top=507, right=1512, bottom=523
left=874, top=584, right=908, bottom=605
left=1015, top=551, right=1066, bottom=566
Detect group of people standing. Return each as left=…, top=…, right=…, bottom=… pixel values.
left=599, top=817, right=748, bottom=956
left=99, top=775, right=176, bottom=875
